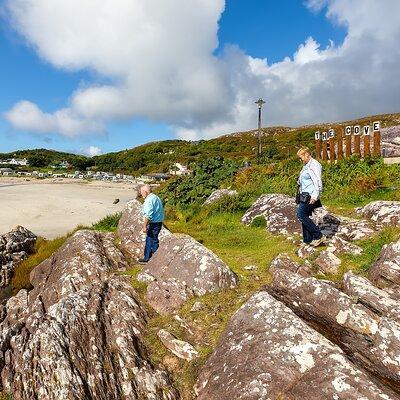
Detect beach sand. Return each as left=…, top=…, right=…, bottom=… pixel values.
left=0, top=177, right=138, bottom=239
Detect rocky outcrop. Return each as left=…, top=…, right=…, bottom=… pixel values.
left=357, top=200, right=400, bottom=227
left=119, top=201, right=238, bottom=315
left=118, top=199, right=171, bottom=258
left=382, top=125, right=400, bottom=157
left=157, top=329, right=198, bottom=361
left=326, top=236, right=363, bottom=255
left=342, top=271, right=400, bottom=323
left=196, top=291, right=396, bottom=400
left=369, top=239, right=400, bottom=287
left=242, top=194, right=375, bottom=241
left=0, top=230, right=178, bottom=400
left=203, top=189, right=238, bottom=205
left=0, top=226, right=36, bottom=288
left=314, top=250, right=342, bottom=274
left=143, top=234, right=238, bottom=314
left=267, top=268, right=400, bottom=393
left=269, top=254, right=312, bottom=277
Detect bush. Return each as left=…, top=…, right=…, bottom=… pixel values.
left=250, top=216, right=267, bottom=228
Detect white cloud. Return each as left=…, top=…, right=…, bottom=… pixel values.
left=82, top=146, right=102, bottom=157
left=4, top=100, right=105, bottom=137
left=3, top=0, right=400, bottom=140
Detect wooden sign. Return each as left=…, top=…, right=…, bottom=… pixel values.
left=314, top=131, right=321, bottom=159
left=345, top=126, right=352, bottom=157
left=363, top=125, right=371, bottom=156
left=328, top=129, right=335, bottom=161
left=373, top=121, right=381, bottom=156
left=321, top=132, right=328, bottom=160
left=337, top=126, right=343, bottom=160
left=354, top=125, right=361, bottom=155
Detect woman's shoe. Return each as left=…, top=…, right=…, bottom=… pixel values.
left=310, top=235, right=327, bottom=247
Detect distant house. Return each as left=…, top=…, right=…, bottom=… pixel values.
left=169, top=162, right=192, bottom=176
left=0, top=158, right=29, bottom=166
left=139, top=173, right=171, bottom=183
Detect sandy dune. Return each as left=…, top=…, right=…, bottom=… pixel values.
left=0, top=178, right=138, bottom=239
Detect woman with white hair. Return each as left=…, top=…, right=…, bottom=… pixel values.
left=296, top=147, right=326, bottom=246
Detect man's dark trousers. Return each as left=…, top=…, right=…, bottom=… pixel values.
left=144, top=222, right=163, bottom=261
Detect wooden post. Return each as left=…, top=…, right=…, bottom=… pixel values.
left=373, top=121, right=381, bottom=156
left=328, top=128, right=335, bottom=162
left=314, top=131, right=321, bottom=160
left=337, top=126, right=343, bottom=160
left=321, top=131, right=328, bottom=161
left=345, top=126, right=352, bottom=157
left=363, top=125, right=371, bottom=156
left=354, top=125, right=361, bottom=156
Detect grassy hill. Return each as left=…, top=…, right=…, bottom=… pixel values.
left=2, top=112, right=399, bottom=175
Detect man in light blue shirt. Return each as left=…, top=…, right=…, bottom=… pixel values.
left=138, top=184, right=164, bottom=264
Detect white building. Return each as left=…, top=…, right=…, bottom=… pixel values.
left=169, top=162, right=192, bottom=176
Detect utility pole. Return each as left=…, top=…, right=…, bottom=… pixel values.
left=255, top=98, right=266, bottom=162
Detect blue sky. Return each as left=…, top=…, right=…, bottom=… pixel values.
left=1, top=0, right=397, bottom=155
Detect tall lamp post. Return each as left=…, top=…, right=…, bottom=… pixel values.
left=255, top=98, right=266, bottom=161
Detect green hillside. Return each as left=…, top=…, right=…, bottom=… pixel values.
left=1, top=112, right=399, bottom=174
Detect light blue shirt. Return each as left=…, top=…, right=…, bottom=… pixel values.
left=142, top=193, right=164, bottom=222
left=299, top=158, right=323, bottom=199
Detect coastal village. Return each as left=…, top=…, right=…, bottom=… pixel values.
left=0, top=158, right=192, bottom=184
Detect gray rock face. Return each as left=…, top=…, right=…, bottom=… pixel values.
left=369, top=239, right=400, bottom=287
left=196, top=291, right=396, bottom=400
left=118, top=199, right=171, bottom=258
left=314, top=250, right=342, bottom=274
left=382, top=125, right=400, bottom=157
left=242, top=194, right=375, bottom=241
left=269, top=254, right=312, bottom=277
left=267, top=268, right=400, bottom=393
left=0, top=230, right=178, bottom=400
left=203, top=189, right=238, bottom=205
left=0, top=226, right=36, bottom=288
left=326, top=236, right=363, bottom=255
left=357, top=200, right=400, bottom=227
left=157, top=329, right=198, bottom=361
left=342, top=271, right=400, bottom=323
left=143, top=234, right=238, bottom=314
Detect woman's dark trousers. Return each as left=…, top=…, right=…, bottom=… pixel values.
left=296, top=202, right=322, bottom=244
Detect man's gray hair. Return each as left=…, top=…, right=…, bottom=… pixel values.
left=140, top=184, right=152, bottom=193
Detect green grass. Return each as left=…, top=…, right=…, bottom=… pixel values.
left=90, top=212, right=122, bottom=232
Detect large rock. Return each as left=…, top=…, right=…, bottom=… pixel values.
left=0, top=226, right=36, bottom=288
left=269, top=253, right=312, bottom=277
left=119, top=200, right=238, bottom=315
left=157, top=329, right=198, bottom=361
left=0, top=230, right=178, bottom=400
left=357, top=200, right=400, bottom=227
left=118, top=199, right=171, bottom=258
left=342, top=271, right=400, bottom=323
left=203, top=189, right=238, bottom=206
left=196, top=291, right=396, bottom=399
left=242, top=194, right=375, bottom=241
left=314, top=250, right=342, bottom=274
left=143, top=234, right=238, bottom=314
left=268, top=268, right=400, bottom=393
left=382, top=125, right=400, bottom=157
left=369, top=239, right=400, bottom=287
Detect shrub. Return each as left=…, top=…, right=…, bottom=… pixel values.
left=250, top=216, right=267, bottom=228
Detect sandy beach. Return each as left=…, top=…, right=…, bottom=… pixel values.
left=0, top=177, right=138, bottom=239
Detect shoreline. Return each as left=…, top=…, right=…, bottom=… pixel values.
left=0, top=178, right=139, bottom=239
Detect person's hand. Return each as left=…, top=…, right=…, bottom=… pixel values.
left=142, top=227, right=147, bottom=233
left=310, top=197, right=317, bottom=204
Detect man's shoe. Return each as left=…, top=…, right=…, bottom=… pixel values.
left=138, top=258, right=148, bottom=265
left=310, top=235, right=327, bottom=247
